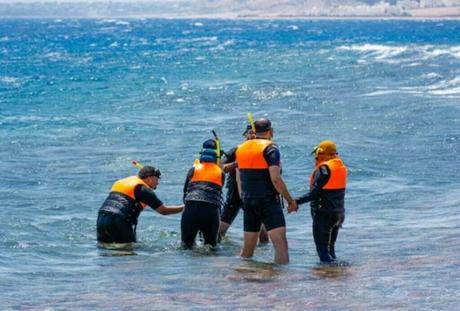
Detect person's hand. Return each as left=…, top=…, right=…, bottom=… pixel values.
left=287, top=200, right=298, bottom=213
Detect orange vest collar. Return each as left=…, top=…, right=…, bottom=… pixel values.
left=191, top=162, right=223, bottom=187
left=310, top=158, right=347, bottom=190
left=111, top=176, right=149, bottom=208
left=236, top=139, right=273, bottom=169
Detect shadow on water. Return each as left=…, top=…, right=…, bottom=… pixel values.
left=97, top=242, right=137, bottom=256
left=310, top=260, right=353, bottom=279
left=227, top=260, right=281, bottom=283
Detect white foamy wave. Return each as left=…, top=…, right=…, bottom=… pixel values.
left=0, top=36, right=9, bottom=42
left=281, top=90, right=295, bottom=97
left=43, top=51, right=67, bottom=61
left=222, top=39, right=235, bottom=46
left=211, top=39, right=236, bottom=51
left=99, top=19, right=117, bottom=23
left=429, top=88, right=460, bottom=96
left=98, top=19, right=130, bottom=26
left=398, top=76, right=460, bottom=97
left=115, top=21, right=130, bottom=26
left=421, top=45, right=460, bottom=60
left=338, top=44, right=408, bottom=61
left=0, top=76, right=20, bottom=86
left=193, top=22, right=204, bottom=27
left=421, top=72, right=443, bottom=79
left=177, top=36, right=218, bottom=44
left=42, top=51, right=92, bottom=64
left=339, top=44, right=460, bottom=64
left=363, top=90, right=399, bottom=97
left=287, top=25, right=299, bottom=30
left=253, top=89, right=295, bottom=100
left=403, top=62, right=422, bottom=67
left=427, top=77, right=460, bottom=96
left=1, top=115, right=73, bottom=122
left=453, top=47, right=460, bottom=59
left=138, top=38, right=149, bottom=45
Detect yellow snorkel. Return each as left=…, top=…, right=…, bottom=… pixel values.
left=132, top=160, right=144, bottom=169
left=247, top=112, right=256, bottom=134
left=212, top=130, right=221, bottom=165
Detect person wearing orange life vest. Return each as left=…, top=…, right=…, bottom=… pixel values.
left=235, top=118, right=298, bottom=264
left=219, top=124, right=269, bottom=244
left=295, top=140, right=347, bottom=263
left=181, top=139, right=225, bottom=248
left=97, top=166, right=184, bottom=244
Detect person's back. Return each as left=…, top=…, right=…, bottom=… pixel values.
left=235, top=118, right=297, bottom=264
left=219, top=127, right=269, bottom=243
left=183, top=161, right=223, bottom=207
left=236, top=138, right=278, bottom=199
left=100, top=176, right=149, bottom=223
left=181, top=139, right=224, bottom=248
left=97, top=166, right=183, bottom=245
left=309, top=157, right=346, bottom=213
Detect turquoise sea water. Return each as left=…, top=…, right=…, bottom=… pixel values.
left=1, top=19, right=460, bottom=310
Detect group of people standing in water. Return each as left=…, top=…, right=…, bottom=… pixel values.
left=97, top=117, right=348, bottom=264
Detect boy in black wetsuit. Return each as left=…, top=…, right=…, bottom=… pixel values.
left=295, top=140, right=347, bottom=263
left=181, top=139, right=225, bottom=248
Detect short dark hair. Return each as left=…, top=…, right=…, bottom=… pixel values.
left=138, top=166, right=161, bottom=179
left=254, top=118, right=272, bottom=133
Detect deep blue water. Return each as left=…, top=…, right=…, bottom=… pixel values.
left=1, top=19, right=459, bottom=310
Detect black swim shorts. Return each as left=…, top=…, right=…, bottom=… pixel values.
left=242, top=197, right=285, bottom=232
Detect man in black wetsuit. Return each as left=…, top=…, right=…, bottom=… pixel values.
left=219, top=125, right=268, bottom=243
left=97, top=166, right=184, bottom=244
left=181, top=139, right=225, bottom=248
left=295, top=140, right=348, bottom=263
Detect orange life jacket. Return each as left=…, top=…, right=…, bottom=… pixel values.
left=111, top=176, right=149, bottom=208
left=191, top=161, right=223, bottom=186
left=235, top=139, right=273, bottom=169
left=236, top=139, right=278, bottom=199
left=310, top=158, right=347, bottom=189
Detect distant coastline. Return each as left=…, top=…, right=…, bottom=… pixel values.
left=0, top=2, right=459, bottom=19
left=408, top=6, right=460, bottom=18
left=1, top=15, right=460, bottom=20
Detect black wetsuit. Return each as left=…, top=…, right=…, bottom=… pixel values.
left=220, top=147, right=242, bottom=225
left=239, top=144, right=285, bottom=232
left=181, top=163, right=224, bottom=248
left=97, top=185, right=163, bottom=243
left=296, top=164, right=346, bottom=263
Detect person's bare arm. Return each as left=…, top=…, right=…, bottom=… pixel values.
left=268, top=166, right=298, bottom=213
left=156, top=204, right=184, bottom=215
